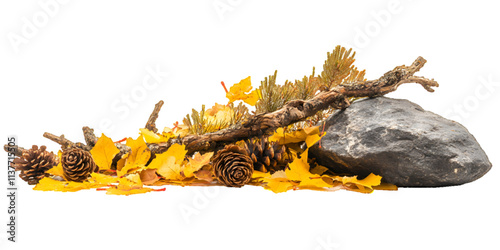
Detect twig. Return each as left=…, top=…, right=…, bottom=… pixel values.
left=3, top=145, right=26, bottom=157
left=43, top=132, right=89, bottom=150
left=145, top=100, right=164, bottom=133
left=82, top=126, right=97, bottom=148
left=158, top=56, right=438, bottom=154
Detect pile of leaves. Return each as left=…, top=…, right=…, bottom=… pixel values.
left=9, top=46, right=398, bottom=195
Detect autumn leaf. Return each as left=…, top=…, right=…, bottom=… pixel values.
left=333, top=173, right=383, bottom=193
left=140, top=128, right=173, bottom=143
left=139, top=169, right=160, bottom=185
left=156, top=156, right=183, bottom=180
left=263, top=171, right=294, bottom=193
left=269, top=126, right=322, bottom=146
left=183, top=151, right=213, bottom=178
left=192, top=165, right=214, bottom=182
left=90, top=134, right=120, bottom=170
left=89, top=173, right=119, bottom=186
left=106, top=187, right=155, bottom=196
left=226, top=76, right=260, bottom=106
left=118, top=136, right=151, bottom=177
left=33, top=177, right=93, bottom=192
left=205, top=103, right=233, bottom=126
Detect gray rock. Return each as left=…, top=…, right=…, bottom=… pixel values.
left=310, top=97, right=492, bottom=187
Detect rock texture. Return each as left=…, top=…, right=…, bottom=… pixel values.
left=310, top=97, right=492, bottom=187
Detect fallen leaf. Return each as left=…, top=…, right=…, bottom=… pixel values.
left=118, top=136, right=151, bottom=177
left=338, top=173, right=382, bottom=193
left=89, top=173, right=119, bottom=186
left=106, top=187, right=154, bottom=195
left=192, top=166, right=214, bottom=182
left=139, top=169, right=160, bottom=185
left=183, top=151, right=213, bottom=178
left=263, top=171, right=294, bottom=193
left=90, top=134, right=120, bottom=170
left=156, top=156, right=183, bottom=180
left=33, top=177, right=92, bottom=192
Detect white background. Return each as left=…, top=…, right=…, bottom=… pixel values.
left=1, top=1, right=499, bottom=249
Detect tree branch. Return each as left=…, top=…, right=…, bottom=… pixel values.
left=174, top=56, right=438, bottom=154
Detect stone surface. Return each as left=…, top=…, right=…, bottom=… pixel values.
left=310, top=97, right=492, bottom=187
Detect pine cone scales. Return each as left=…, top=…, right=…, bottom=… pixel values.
left=244, top=137, right=287, bottom=173
left=62, top=148, right=98, bottom=182
left=213, top=145, right=254, bottom=187
left=12, top=145, right=57, bottom=185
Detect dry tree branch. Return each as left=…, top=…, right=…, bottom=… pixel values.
left=175, top=56, right=438, bottom=154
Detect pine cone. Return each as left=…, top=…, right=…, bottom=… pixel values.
left=213, top=145, right=254, bottom=187
left=12, top=145, right=57, bottom=185
left=244, top=137, right=288, bottom=173
left=61, top=148, right=98, bottom=182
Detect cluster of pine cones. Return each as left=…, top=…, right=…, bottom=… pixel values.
left=212, top=137, right=289, bottom=187
left=11, top=145, right=98, bottom=184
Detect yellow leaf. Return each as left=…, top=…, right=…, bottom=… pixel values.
left=90, top=134, right=120, bottom=170
left=147, top=143, right=187, bottom=168
left=285, top=155, right=312, bottom=182
left=139, top=128, right=173, bottom=143
left=106, top=187, right=154, bottom=196
left=252, top=170, right=271, bottom=179
left=156, top=156, right=183, bottom=180
left=118, top=136, right=151, bottom=177
left=205, top=103, right=233, bottom=125
left=340, top=173, right=382, bottom=193
left=183, top=151, right=213, bottom=178
left=243, top=89, right=259, bottom=106
left=263, top=171, right=294, bottom=193
left=33, top=177, right=92, bottom=192
left=89, top=173, right=119, bottom=186
left=226, top=76, right=259, bottom=106
left=269, top=126, right=322, bottom=146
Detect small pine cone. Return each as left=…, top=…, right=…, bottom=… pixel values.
left=213, top=145, right=254, bottom=187
left=244, top=137, right=288, bottom=173
left=12, top=145, right=57, bottom=185
left=61, top=148, right=98, bottom=182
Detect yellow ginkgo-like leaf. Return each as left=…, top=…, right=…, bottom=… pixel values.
left=90, top=134, right=120, bottom=170
left=183, top=151, right=213, bottom=178
left=226, top=76, right=260, bottom=106
left=118, top=136, right=151, bottom=177
left=139, top=128, right=173, bottom=143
